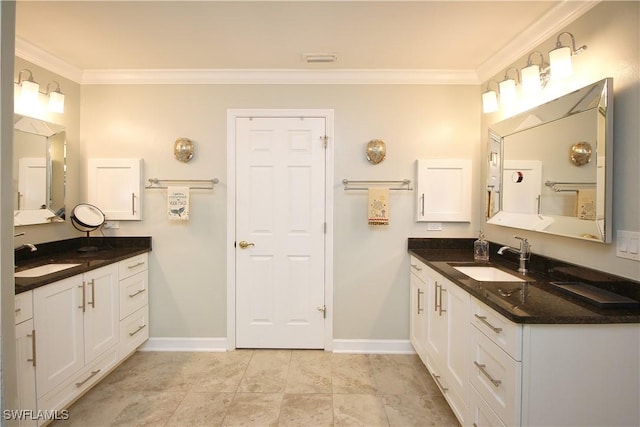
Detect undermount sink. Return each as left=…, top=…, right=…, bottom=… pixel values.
left=15, top=263, right=81, bottom=278
left=453, top=266, right=525, bottom=282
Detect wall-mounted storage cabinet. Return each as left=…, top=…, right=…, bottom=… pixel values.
left=415, top=159, right=471, bottom=222
left=87, top=158, right=143, bottom=220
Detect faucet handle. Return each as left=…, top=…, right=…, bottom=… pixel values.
left=514, top=236, right=531, bottom=254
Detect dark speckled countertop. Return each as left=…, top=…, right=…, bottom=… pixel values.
left=409, top=238, right=640, bottom=324
left=15, top=237, right=152, bottom=294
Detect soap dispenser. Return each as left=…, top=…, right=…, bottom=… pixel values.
left=474, top=230, right=489, bottom=262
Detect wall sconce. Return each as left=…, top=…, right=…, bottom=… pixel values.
left=549, top=32, right=587, bottom=81
left=521, top=51, right=548, bottom=94
left=45, top=81, right=65, bottom=113
left=16, top=69, right=39, bottom=106
left=482, top=81, right=499, bottom=113
left=14, top=69, right=65, bottom=113
left=498, top=67, right=519, bottom=105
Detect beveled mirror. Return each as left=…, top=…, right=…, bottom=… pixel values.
left=13, top=114, right=66, bottom=226
left=486, top=78, right=613, bottom=242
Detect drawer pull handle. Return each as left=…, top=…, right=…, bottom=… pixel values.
left=410, top=263, right=422, bottom=272
left=78, top=283, right=86, bottom=312
left=88, top=279, right=95, bottom=308
left=474, top=361, right=502, bottom=387
left=129, top=324, right=147, bottom=336
left=127, top=261, right=145, bottom=269
left=15, top=307, right=21, bottom=313
left=128, top=289, right=147, bottom=298
left=76, top=369, right=101, bottom=388
left=432, top=374, right=448, bottom=392
left=27, top=330, right=36, bottom=367
left=474, top=314, right=503, bottom=333
left=417, top=289, right=424, bottom=314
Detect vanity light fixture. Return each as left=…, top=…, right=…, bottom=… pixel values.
left=45, top=81, right=65, bottom=113
left=481, top=81, right=499, bottom=113
left=14, top=69, right=66, bottom=113
left=16, top=69, right=39, bottom=106
left=521, top=51, right=548, bottom=94
left=499, top=67, right=519, bottom=105
left=549, top=32, right=587, bottom=81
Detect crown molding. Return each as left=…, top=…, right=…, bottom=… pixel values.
left=15, top=37, right=84, bottom=83
left=476, top=0, right=599, bottom=82
left=80, top=68, right=480, bottom=85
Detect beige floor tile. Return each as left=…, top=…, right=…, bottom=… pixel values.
left=333, top=393, right=389, bottom=426
left=285, top=350, right=332, bottom=393
left=166, top=391, right=234, bottom=426
left=222, top=392, right=283, bottom=426
left=369, top=354, right=434, bottom=395
left=382, top=394, right=460, bottom=427
left=110, top=391, right=186, bottom=426
left=238, top=350, right=291, bottom=393
left=278, top=394, right=334, bottom=426
left=49, top=386, right=131, bottom=427
left=331, top=354, right=378, bottom=394
left=189, top=350, right=254, bottom=392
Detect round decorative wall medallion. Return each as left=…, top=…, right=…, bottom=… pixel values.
left=570, top=141, right=592, bottom=166
left=366, top=139, right=386, bottom=165
left=174, top=138, right=194, bottom=163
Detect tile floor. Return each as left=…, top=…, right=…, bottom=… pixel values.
left=50, top=350, right=460, bottom=427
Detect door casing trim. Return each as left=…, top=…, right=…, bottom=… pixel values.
left=226, top=109, right=334, bottom=351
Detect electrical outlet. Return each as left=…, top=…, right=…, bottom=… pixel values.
left=427, top=222, right=442, bottom=231
left=103, top=221, right=120, bottom=229
left=616, top=230, right=640, bottom=261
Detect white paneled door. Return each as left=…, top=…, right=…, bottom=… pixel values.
left=235, top=116, right=327, bottom=348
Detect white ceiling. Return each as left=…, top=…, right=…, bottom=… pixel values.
left=14, top=1, right=596, bottom=84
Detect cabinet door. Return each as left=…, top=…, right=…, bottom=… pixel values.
left=425, top=268, right=447, bottom=373
left=87, top=158, right=142, bottom=220
left=83, top=265, right=119, bottom=364
left=15, top=319, right=37, bottom=427
left=442, top=278, right=470, bottom=425
left=34, top=275, right=85, bottom=397
left=409, top=271, right=427, bottom=363
left=415, top=159, right=471, bottom=222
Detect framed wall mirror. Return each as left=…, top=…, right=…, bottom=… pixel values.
left=13, top=114, right=67, bottom=226
left=486, top=78, right=613, bottom=243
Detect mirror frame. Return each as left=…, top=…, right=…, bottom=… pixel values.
left=14, top=114, right=67, bottom=226
left=486, top=78, right=613, bottom=243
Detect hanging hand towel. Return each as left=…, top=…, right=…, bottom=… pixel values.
left=167, top=186, right=190, bottom=220
left=368, top=187, right=390, bottom=225
left=577, top=188, right=596, bottom=220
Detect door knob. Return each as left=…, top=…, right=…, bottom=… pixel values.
left=238, top=241, right=255, bottom=249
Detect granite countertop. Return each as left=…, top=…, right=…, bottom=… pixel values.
left=15, top=237, right=152, bottom=294
left=408, top=238, right=640, bottom=325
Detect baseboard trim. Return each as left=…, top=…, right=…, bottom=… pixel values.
left=332, top=339, right=415, bottom=354
left=139, top=337, right=414, bottom=354
left=139, top=337, right=228, bottom=352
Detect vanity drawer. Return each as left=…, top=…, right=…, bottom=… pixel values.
left=471, top=297, right=522, bottom=360
left=469, top=385, right=506, bottom=427
left=119, top=306, right=149, bottom=359
left=470, top=325, right=521, bottom=426
left=15, top=291, right=33, bottom=325
left=119, top=253, right=148, bottom=280
left=409, top=255, right=429, bottom=283
left=119, top=271, right=148, bottom=320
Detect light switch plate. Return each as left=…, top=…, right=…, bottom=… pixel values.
left=616, top=230, right=640, bottom=261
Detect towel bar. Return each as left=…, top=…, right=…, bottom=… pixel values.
left=342, top=179, right=412, bottom=191
left=145, top=178, right=219, bottom=190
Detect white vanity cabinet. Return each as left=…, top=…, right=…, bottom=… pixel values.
left=117, top=253, right=149, bottom=359
left=412, top=258, right=469, bottom=425
left=15, top=291, right=37, bottom=427
left=87, top=158, right=143, bottom=220
left=409, top=256, right=640, bottom=427
left=34, top=264, right=119, bottom=414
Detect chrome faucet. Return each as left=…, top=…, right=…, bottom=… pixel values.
left=497, top=236, right=531, bottom=274
left=15, top=243, right=37, bottom=252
